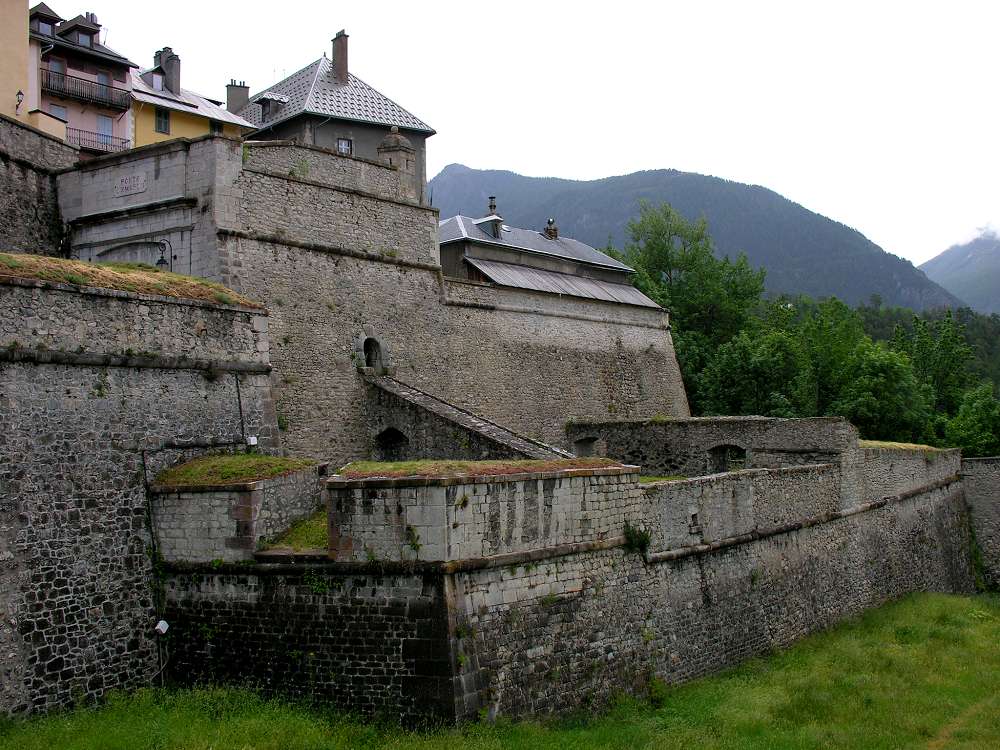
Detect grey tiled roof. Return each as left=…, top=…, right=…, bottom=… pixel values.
left=131, top=71, right=255, bottom=129
left=238, top=56, right=433, bottom=134
left=438, top=215, right=634, bottom=272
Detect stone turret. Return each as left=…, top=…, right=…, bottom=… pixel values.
left=378, top=126, right=417, bottom=201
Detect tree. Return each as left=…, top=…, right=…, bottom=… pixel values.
left=829, top=342, right=933, bottom=441
left=945, top=383, right=1000, bottom=457
left=699, top=330, right=816, bottom=417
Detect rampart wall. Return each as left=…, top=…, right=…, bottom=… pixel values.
left=0, top=278, right=279, bottom=713
left=151, top=464, right=327, bottom=563
left=164, top=454, right=974, bottom=723
left=963, top=457, right=1000, bottom=589
left=0, top=114, right=77, bottom=255
left=862, top=445, right=961, bottom=502
left=55, top=138, right=689, bottom=462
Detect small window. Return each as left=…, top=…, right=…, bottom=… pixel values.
left=210, top=121, right=223, bottom=136
left=151, top=73, right=163, bottom=91
left=49, top=59, right=66, bottom=75
left=154, top=107, right=170, bottom=134
left=48, top=104, right=67, bottom=121
left=78, top=32, right=92, bottom=47
left=38, top=21, right=53, bottom=35
left=336, top=138, right=352, bottom=156
left=97, top=71, right=110, bottom=87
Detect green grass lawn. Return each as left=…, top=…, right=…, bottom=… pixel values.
left=263, top=510, right=327, bottom=551
left=2, top=593, right=998, bottom=749
left=338, top=457, right=623, bottom=479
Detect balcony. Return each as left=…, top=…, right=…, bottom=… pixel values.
left=65, top=127, right=131, bottom=153
left=41, top=68, right=131, bottom=111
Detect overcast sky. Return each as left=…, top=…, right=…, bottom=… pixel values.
left=83, top=0, right=998, bottom=265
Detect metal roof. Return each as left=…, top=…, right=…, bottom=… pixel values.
left=466, top=257, right=659, bottom=309
left=439, top=215, right=634, bottom=272
left=238, top=56, right=434, bottom=135
left=131, top=71, right=255, bottom=128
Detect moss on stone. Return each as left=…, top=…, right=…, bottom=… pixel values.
left=338, top=457, right=623, bottom=480
left=155, top=454, right=316, bottom=487
left=0, top=253, right=261, bottom=308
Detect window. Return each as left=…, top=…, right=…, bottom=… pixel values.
left=336, top=137, right=352, bottom=156
left=48, top=104, right=67, bottom=121
left=77, top=32, right=92, bottom=47
left=151, top=73, right=163, bottom=91
left=49, top=58, right=65, bottom=75
left=210, top=121, right=223, bottom=136
left=154, top=107, right=170, bottom=134
left=38, top=21, right=53, bottom=35
left=96, top=114, right=113, bottom=146
left=97, top=71, right=110, bottom=88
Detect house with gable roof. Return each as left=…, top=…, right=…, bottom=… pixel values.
left=226, top=30, right=435, bottom=204
left=26, top=3, right=136, bottom=154
left=439, top=198, right=660, bottom=309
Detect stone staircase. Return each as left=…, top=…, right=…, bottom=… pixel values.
left=367, top=375, right=574, bottom=460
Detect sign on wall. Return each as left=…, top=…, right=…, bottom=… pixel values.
left=112, top=173, right=147, bottom=198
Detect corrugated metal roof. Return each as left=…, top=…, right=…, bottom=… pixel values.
left=131, top=72, right=255, bottom=128
left=466, top=258, right=660, bottom=309
left=439, top=215, right=633, bottom=272
left=238, top=57, right=434, bottom=134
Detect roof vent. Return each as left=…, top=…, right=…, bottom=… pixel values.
left=544, top=218, right=559, bottom=240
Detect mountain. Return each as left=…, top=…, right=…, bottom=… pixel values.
left=429, top=164, right=963, bottom=310
left=920, top=232, right=1000, bottom=314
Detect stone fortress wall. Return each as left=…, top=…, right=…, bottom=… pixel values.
left=56, top=136, right=690, bottom=464
left=0, top=275, right=280, bottom=713
left=0, top=114, right=77, bottom=255
left=962, top=457, right=1000, bottom=589
left=164, top=426, right=977, bottom=722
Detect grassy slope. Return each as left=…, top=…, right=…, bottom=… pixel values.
left=0, top=253, right=260, bottom=308
left=2, top=593, right=998, bottom=749
left=155, top=454, right=315, bottom=487
left=264, top=510, right=327, bottom=551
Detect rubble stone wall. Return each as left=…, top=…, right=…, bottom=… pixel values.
left=963, top=457, right=1000, bottom=588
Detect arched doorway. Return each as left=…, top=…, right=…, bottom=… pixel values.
left=363, top=337, right=383, bottom=370
left=375, top=427, right=409, bottom=461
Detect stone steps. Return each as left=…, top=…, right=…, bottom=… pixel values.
left=367, top=375, right=574, bottom=460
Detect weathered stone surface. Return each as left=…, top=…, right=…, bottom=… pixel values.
left=963, top=457, right=1000, bottom=588
left=0, top=283, right=279, bottom=714
left=0, top=114, right=77, bottom=255
left=151, top=464, right=328, bottom=563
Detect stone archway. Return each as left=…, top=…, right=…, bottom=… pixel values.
left=374, top=427, right=410, bottom=461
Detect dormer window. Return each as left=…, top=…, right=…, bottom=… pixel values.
left=38, top=20, right=53, bottom=35
left=260, top=100, right=270, bottom=119
left=78, top=31, right=92, bottom=47
left=151, top=73, right=163, bottom=91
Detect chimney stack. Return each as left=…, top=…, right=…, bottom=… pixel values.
left=488, top=196, right=497, bottom=215
left=226, top=79, right=250, bottom=113
left=332, top=30, right=349, bottom=85
left=156, top=47, right=181, bottom=94
left=544, top=218, right=559, bottom=240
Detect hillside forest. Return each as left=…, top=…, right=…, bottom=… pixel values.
left=615, top=202, right=1000, bottom=456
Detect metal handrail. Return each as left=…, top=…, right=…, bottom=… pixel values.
left=65, top=127, right=131, bottom=153
left=40, top=68, right=131, bottom=110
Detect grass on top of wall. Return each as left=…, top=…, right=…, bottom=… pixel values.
left=338, top=457, right=623, bottom=479
left=1, top=593, right=998, bottom=750
left=639, top=475, right=686, bottom=483
left=263, top=510, right=327, bottom=551
left=858, top=439, right=948, bottom=452
left=155, top=454, right=316, bottom=487
left=0, top=253, right=261, bottom=308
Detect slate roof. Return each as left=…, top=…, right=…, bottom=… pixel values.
left=29, top=7, right=136, bottom=68
left=238, top=56, right=434, bottom=134
left=439, top=215, right=634, bottom=272
left=131, top=71, right=255, bottom=129
left=28, top=2, right=63, bottom=21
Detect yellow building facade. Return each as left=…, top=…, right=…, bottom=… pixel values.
left=132, top=101, right=244, bottom=146
left=1, top=0, right=30, bottom=120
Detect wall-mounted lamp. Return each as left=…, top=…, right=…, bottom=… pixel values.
left=156, top=239, right=172, bottom=269
left=15, top=90, right=24, bottom=115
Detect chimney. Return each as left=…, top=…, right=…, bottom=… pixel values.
left=226, top=79, right=249, bottom=113
left=544, top=218, right=558, bottom=240
left=332, top=30, right=349, bottom=85
left=157, top=47, right=181, bottom=94
left=85, top=12, right=99, bottom=25
left=488, top=196, right=497, bottom=215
